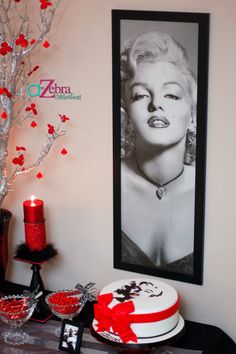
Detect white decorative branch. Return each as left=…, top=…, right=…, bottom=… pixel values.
left=0, top=0, right=66, bottom=208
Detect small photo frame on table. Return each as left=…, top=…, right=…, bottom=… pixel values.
left=59, top=319, right=84, bottom=353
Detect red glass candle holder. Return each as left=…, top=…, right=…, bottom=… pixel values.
left=24, top=220, right=46, bottom=251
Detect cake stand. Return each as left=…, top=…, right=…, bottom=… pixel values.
left=90, top=315, right=185, bottom=353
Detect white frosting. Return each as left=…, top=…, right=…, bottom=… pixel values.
left=94, top=278, right=180, bottom=343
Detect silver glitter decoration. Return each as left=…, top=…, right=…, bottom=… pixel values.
left=75, top=282, right=96, bottom=302
left=0, top=0, right=64, bottom=207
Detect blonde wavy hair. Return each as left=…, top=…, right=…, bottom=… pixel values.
left=120, top=31, right=197, bottom=165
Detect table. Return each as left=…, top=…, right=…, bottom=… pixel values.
left=0, top=319, right=120, bottom=354
left=0, top=318, right=235, bottom=354
left=0, top=281, right=235, bottom=353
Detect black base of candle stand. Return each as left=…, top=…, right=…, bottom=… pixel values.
left=30, top=264, right=45, bottom=293
left=13, top=257, right=53, bottom=323
left=30, top=262, right=53, bottom=323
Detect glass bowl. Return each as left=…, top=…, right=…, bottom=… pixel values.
left=0, top=294, right=37, bottom=345
left=45, top=289, right=86, bottom=337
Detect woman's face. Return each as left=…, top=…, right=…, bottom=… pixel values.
left=125, top=61, right=193, bottom=148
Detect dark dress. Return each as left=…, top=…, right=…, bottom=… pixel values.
left=121, top=231, right=193, bottom=275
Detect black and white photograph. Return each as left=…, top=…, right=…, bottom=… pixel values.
left=113, top=10, right=209, bottom=284
left=59, top=320, right=84, bottom=353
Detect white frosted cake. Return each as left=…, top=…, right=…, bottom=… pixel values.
left=93, top=278, right=184, bottom=344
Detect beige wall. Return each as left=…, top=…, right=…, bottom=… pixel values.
left=3, top=0, right=236, bottom=342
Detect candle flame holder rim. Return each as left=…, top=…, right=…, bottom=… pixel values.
left=23, top=219, right=46, bottom=224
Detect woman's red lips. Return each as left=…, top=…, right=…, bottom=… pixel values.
left=147, top=116, right=170, bottom=128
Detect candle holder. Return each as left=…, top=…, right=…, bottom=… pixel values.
left=24, top=220, right=47, bottom=251
left=14, top=243, right=58, bottom=323
left=23, top=197, right=47, bottom=253
left=11, top=198, right=58, bottom=322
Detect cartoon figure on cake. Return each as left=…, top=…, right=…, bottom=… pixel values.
left=120, top=30, right=197, bottom=275
left=114, top=280, right=163, bottom=302
left=138, top=281, right=163, bottom=298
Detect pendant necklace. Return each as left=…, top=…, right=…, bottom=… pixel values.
left=136, top=164, right=184, bottom=200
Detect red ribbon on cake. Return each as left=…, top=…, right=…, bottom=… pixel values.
left=94, top=293, right=137, bottom=343
left=94, top=292, right=179, bottom=343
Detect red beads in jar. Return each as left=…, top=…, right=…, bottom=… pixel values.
left=47, top=290, right=81, bottom=315
left=0, top=297, right=29, bottom=320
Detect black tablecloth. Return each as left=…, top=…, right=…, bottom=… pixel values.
left=172, top=320, right=236, bottom=354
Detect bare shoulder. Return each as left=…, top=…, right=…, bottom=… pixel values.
left=121, top=158, right=139, bottom=191
left=121, top=158, right=136, bottom=177
left=182, top=164, right=195, bottom=191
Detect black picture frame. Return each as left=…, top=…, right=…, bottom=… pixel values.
left=112, top=9, right=209, bottom=285
left=59, top=319, right=84, bottom=353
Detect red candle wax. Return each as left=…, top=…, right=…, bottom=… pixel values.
left=23, top=199, right=44, bottom=223
left=23, top=198, right=47, bottom=250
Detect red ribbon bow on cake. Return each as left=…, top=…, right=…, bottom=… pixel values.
left=94, top=293, right=137, bottom=343
left=94, top=292, right=180, bottom=344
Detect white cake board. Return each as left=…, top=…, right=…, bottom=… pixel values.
left=92, top=315, right=185, bottom=345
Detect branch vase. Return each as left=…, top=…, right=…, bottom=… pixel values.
left=0, top=209, right=12, bottom=285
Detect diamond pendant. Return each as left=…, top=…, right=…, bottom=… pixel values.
left=156, top=186, right=166, bottom=199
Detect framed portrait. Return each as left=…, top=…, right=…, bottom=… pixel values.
left=59, top=319, right=84, bottom=353
left=112, top=10, right=209, bottom=284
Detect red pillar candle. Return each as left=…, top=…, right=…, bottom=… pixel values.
left=23, top=196, right=47, bottom=251
left=23, top=198, right=44, bottom=223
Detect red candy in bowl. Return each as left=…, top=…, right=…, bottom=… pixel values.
left=0, top=294, right=37, bottom=345
left=45, top=289, right=87, bottom=337
left=46, top=289, right=84, bottom=317
left=45, top=282, right=96, bottom=337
